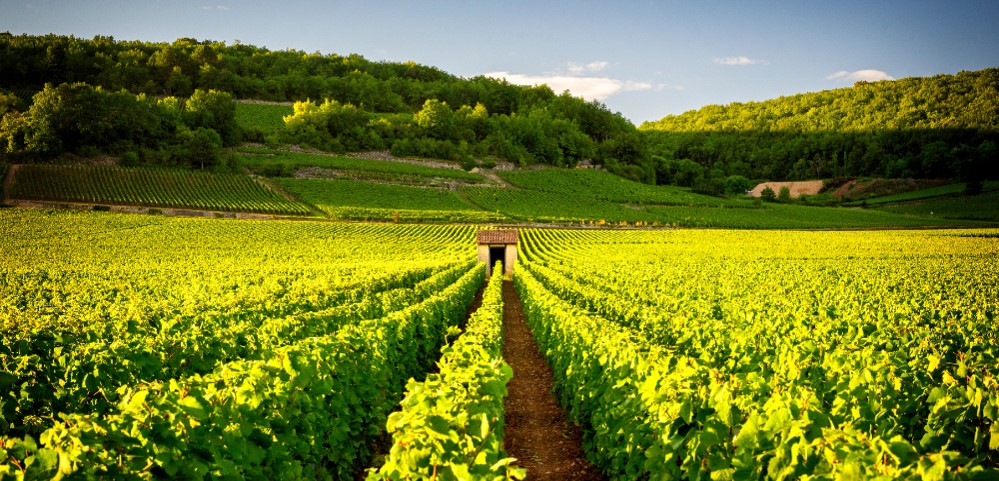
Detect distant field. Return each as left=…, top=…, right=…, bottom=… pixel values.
left=498, top=169, right=730, bottom=206
left=639, top=202, right=981, bottom=229
left=234, top=102, right=293, bottom=136
left=462, top=184, right=983, bottom=228
left=878, top=189, right=999, bottom=221
left=845, top=181, right=999, bottom=206
left=9, top=164, right=311, bottom=215
left=278, top=178, right=505, bottom=222
left=463, top=186, right=658, bottom=224
left=237, top=147, right=485, bottom=183
left=6, top=160, right=995, bottom=228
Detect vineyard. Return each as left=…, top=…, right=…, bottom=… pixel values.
left=515, top=228, right=999, bottom=479
left=461, top=184, right=973, bottom=228
left=498, top=169, right=731, bottom=206
left=6, top=153, right=997, bottom=227
left=8, top=164, right=311, bottom=215
left=237, top=147, right=485, bottom=183
left=0, top=210, right=521, bottom=478
left=2, top=208, right=998, bottom=479
left=235, top=102, right=294, bottom=138
left=277, top=178, right=505, bottom=222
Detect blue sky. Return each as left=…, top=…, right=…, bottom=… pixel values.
left=3, top=0, right=998, bottom=124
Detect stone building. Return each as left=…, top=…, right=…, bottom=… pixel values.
left=476, top=229, right=518, bottom=277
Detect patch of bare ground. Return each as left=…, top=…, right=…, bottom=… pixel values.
left=236, top=99, right=295, bottom=106
left=502, top=280, right=605, bottom=481
left=750, top=180, right=824, bottom=198
left=479, top=169, right=516, bottom=187
left=345, top=150, right=466, bottom=170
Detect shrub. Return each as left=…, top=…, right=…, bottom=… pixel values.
left=760, top=186, right=776, bottom=202
left=778, top=186, right=792, bottom=202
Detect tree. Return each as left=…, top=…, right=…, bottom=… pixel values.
left=415, top=99, right=455, bottom=140
left=175, top=127, right=221, bottom=169
left=723, top=175, right=753, bottom=196
left=184, top=89, right=238, bottom=145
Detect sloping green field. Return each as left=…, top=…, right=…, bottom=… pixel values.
left=278, top=178, right=504, bottom=222
left=6, top=159, right=996, bottom=228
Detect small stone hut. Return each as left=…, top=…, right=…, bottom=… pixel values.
left=476, top=229, right=518, bottom=277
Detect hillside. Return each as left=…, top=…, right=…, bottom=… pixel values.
left=0, top=32, right=646, bottom=178
left=641, top=68, right=999, bottom=186
left=5, top=149, right=996, bottom=229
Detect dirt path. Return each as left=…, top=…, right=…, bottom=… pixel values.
left=2, top=164, right=19, bottom=204
left=501, top=280, right=605, bottom=480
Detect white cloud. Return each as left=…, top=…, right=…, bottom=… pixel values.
left=567, top=61, right=609, bottom=74
left=482, top=71, right=661, bottom=101
left=201, top=5, right=231, bottom=10
left=714, top=56, right=767, bottom=66
left=827, top=69, right=894, bottom=82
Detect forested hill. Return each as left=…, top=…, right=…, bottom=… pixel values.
left=0, top=32, right=489, bottom=113
left=0, top=32, right=645, bottom=177
left=640, top=69, right=998, bottom=186
left=642, top=69, right=998, bottom=133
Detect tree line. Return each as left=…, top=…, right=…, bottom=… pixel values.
left=0, top=32, right=649, bottom=177
left=1, top=83, right=238, bottom=169
left=641, top=68, right=998, bottom=192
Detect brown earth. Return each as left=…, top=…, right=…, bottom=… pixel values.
left=831, top=179, right=859, bottom=198
left=501, top=280, right=605, bottom=481
left=749, top=180, right=824, bottom=198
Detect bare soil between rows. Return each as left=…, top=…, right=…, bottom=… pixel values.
left=501, top=280, right=605, bottom=480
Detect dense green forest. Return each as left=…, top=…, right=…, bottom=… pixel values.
left=2, top=32, right=996, bottom=187
left=641, top=69, right=999, bottom=189
left=0, top=32, right=646, bottom=177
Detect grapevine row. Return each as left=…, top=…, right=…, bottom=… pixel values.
left=515, top=264, right=999, bottom=480
left=1, top=263, right=485, bottom=479
left=369, top=264, right=523, bottom=480
left=9, top=164, right=311, bottom=215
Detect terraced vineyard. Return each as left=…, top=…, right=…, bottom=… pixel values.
left=237, top=147, right=485, bottom=183
left=462, top=184, right=971, bottom=228
left=498, top=168, right=730, bottom=206
left=516, top=228, right=999, bottom=479
left=278, top=177, right=505, bottom=222
left=9, top=164, right=311, bottom=215
left=0, top=210, right=521, bottom=478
